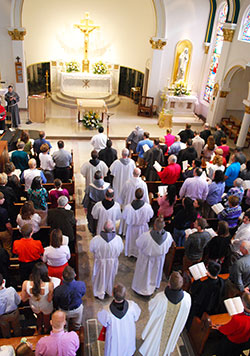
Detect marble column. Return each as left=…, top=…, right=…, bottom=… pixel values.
left=146, top=37, right=167, bottom=107
left=236, top=83, right=250, bottom=148
left=207, top=23, right=236, bottom=127
left=7, top=27, right=28, bottom=109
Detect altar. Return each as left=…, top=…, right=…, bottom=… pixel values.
left=60, top=72, right=112, bottom=98
left=164, top=93, right=198, bottom=116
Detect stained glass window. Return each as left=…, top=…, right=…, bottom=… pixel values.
left=241, top=8, right=250, bottom=42
left=203, top=3, right=228, bottom=103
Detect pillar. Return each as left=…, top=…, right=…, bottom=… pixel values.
left=8, top=27, right=28, bottom=109
left=146, top=37, right=167, bottom=107
left=236, top=83, right=250, bottom=148
left=207, top=23, right=236, bottom=127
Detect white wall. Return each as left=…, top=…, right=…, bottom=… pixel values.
left=22, top=0, right=155, bottom=72
left=159, top=0, right=210, bottom=93
left=0, top=0, right=15, bottom=86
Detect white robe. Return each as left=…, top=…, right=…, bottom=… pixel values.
left=122, top=204, right=154, bottom=257
left=110, top=159, right=136, bottom=201
left=90, top=133, right=108, bottom=152
left=98, top=300, right=141, bottom=356
left=118, top=177, right=149, bottom=206
left=132, top=231, right=173, bottom=295
left=91, top=201, right=121, bottom=235
left=80, top=161, right=108, bottom=188
left=89, top=234, right=124, bottom=299
left=139, top=291, right=191, bottom=356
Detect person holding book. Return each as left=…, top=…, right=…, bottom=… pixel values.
left=173, top=197, right=198, bottom=247
left=157, top=184, right=177, bottom=219
left=157, top=154, right=181, bottom=185
left=177, top=138, right=198, bottom=169
left=144, top=139, right=164, bottom=181
left=186, top=261, right=225, bottom=330
left=183, top=218, right=211, bottom=270
left=214, top=292, right=250, bottom=356
left=232, top=209, right=250, bottom=253
left=204, top=170, right=225, bottom=218
left=136, top=132, right=153, bottom=166
left=182, top=159, right=201, bottom=180
left=218, top=196, right=242, bottom=236
left=179, top=167, right=209, bottom=201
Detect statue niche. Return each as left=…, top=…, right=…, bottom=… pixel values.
left=171, top=40, right=192, bottom=84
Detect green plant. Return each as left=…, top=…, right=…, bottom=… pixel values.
left=92, top=61, right=108, bottom=75
left=82, top=111, right=101, bottom=130
left=66, top=61, right=80, bottom=73
left=173, top=81, right=190, bottom=96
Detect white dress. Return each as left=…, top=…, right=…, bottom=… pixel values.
left=26, top=281, right=53, bottom=315
left=139, top=291, right=191, bottom=356
left=89, top=234, right=124, bottom=299
left=132, top=231, right=173, bottom=295
left=98, top=300, right=141, bottom=356
left=122, top=203, right=154, bottom=257
left=91, top=201, right=121, bottom=235
left=80, top=161, right=108, bottom=188
left=110, top=159, right=135, bottom=201
left=16, top=213, right=41, bottom=233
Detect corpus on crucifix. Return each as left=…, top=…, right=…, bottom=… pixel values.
left=74, top=12, right=100, bottom=73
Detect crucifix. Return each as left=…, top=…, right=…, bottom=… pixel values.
left=74, top=12, right=100, bottom=73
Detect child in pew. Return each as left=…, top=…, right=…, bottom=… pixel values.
left=48, top=179, right=70, bottom=208
left=28, top=177, right=48, bottom=226
left=16, top=201, right=42, bottom=234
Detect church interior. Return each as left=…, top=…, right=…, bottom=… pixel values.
left=0, top=0, right=250, bottom=355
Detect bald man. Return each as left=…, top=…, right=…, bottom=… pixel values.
left=35, top=311, right=79, bottom=356
left=21, top=158, right=47, bottom=191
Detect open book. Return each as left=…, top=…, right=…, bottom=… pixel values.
left=153, top=161, right=162, bottom=172
left=182, top=160, right=188, bottom=171
left=158, top=186, right=168, bottom=196
left=185, top=228, right=217, bottom=238
left=143, top=144, right=150, bottom=153
left=189, top=262, right=207, bottom=280
left=185, top=228, right=197, bottom=237
left=243, top=180, right=250, bottom=190
left=224, top=297, right=244, bottom=316
left=205, top=228, right=217, bottom=238
left=212, top=203, right=224, bottom=215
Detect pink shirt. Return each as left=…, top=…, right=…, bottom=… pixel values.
left=218, top=145, right=230, bottom=158
left=157, top=195, right=176, bottom=217
left=158, top=163, right=181, bottom=184
left=164, top=134, right=175, bottom=147
left=49, top=188, right=70, bottom=208
left=35, top=330, right=79, bottom=356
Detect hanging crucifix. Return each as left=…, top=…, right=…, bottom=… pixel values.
left=74, top=12, right=100, bottom=73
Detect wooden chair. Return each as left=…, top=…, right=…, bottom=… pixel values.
left=138, top=96, right=154, bottom=117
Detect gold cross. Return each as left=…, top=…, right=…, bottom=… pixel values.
left=82, top=79, right=90, bottom=88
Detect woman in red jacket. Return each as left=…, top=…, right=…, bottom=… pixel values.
left=0, top=100, right=6, bottom=130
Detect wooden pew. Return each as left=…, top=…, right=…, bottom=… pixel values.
left=146, top=180, right=184, bottom=196
left=187, top=312, right=230, bottom=356
left=163, top=246, right=185, bottom=278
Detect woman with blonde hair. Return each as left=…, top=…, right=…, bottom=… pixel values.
left=207, top=154, right=225, bottom=179
left=202, top=135, right=217, bottom=162
left=16, top=200, right=41, bottom=233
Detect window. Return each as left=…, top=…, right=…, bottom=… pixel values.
left=203, top=3, right=228, bottom=103
left=240, top=8, right=250, bottom=42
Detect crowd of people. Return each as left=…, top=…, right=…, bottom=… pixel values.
left=0, top=122, right=250, bottom=356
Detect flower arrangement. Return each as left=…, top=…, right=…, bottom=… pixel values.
left=82, top=111, right=101, bottom=130
left=66, top=61, right=80, bottom=73
left=92, top=61, right=108, bottom=75
left=173, top=81, right=190, bottom=96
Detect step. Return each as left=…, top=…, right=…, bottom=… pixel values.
left=60, top=90, right=111, bottom=100
left=51, top=92, right=120, bottom=110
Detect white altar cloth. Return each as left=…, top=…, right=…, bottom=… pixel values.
left=61, top=72, right=112, bottom=97
left=165, top=94, right=198, bottom=116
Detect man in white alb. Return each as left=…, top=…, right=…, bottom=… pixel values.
left=98, top=284, right=141, bottom=356
left=122, top=188, right=153, bottom=258
left=110, top=148, right=135, bottom=201
left=90, top=126, right=107, bottom=152
left=89, top=220, right=123, bottom=300
left=139, top=271, right=191, bottom=356
left=80, top=150, right=108, bottom=188
left=132, top=217, right=174, bottom=296
left=91, top=189, right=121, bottom=235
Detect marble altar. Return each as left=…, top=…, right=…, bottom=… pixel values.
left=60, top=72, right=112, bottom=98
left=160, top=91, right=198, bottom=116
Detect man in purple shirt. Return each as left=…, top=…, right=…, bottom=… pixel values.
left=179, top=167, right=209, bottom=201
left=35, top=310, right=79, bottom=356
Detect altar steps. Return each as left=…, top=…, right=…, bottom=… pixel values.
left=51, top=91, right=120, bottom=110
